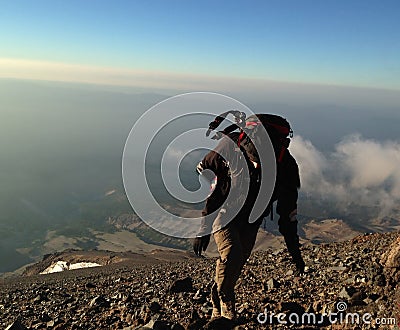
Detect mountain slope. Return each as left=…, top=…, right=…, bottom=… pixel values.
left=1, top=231, right=399, bottom=329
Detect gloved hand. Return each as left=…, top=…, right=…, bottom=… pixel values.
left=193, top=235, right=210, bottom=256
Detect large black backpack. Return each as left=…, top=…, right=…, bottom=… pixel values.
left=238, top=113, right=292, bottom=166
left=206, top=111, right=295, bottom=221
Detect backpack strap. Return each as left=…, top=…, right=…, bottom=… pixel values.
left=237, top=131, right=246, bottom=147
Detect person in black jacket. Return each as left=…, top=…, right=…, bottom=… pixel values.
left=193, top=114, right=305, bottom=320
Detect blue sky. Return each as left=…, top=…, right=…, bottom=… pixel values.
left=1, top=0, right=399, bottom=89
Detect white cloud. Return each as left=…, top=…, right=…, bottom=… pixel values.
left=290, top=135, right=400, bottom=218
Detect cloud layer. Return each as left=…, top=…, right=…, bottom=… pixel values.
left=290, top=135, right=400, bottom=219
left=2, top=58, right=400, bottom=109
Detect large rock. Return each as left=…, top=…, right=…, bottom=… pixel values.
left=148, top=299, right=162, bottom=313
left=89, top=295, right=110, bottom=308
left=380, top=237, right=400, bottom=268
left=338, top=286, right=357, bottom=300
left=266, top=278, right=280, bottom=291
left=168, top=277, right=194, bottom=293
left=5, top=320, right=28, bottom=330
left=143, top=319, right=170, bottom=330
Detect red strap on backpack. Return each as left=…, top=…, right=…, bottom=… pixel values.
left=238, top=131, right=245, bottom=147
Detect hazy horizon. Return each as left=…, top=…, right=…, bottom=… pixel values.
left=0, top=78, right=399, bottom=272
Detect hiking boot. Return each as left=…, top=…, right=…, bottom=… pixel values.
left=220, top=300, right=236, bottom=320
left=294, top=267, right=304, bottom=277
left=294, top=262, right=306, bottom=277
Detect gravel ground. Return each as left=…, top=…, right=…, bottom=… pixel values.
left=1, top=232, right=399, bottom=330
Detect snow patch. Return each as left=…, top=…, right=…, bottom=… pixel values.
left=40, top=261, right=101, bottom=274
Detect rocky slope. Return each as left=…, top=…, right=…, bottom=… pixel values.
left=1, top=232, right=399, bottom=330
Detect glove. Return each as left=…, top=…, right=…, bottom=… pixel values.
left=193, top=235, right=210, bottom=256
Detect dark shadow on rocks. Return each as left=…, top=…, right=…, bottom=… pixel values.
left=204, top=317, right=235, bottom=330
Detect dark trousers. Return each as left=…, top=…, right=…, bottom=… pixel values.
left=278, top=216, right=305, bottom=269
